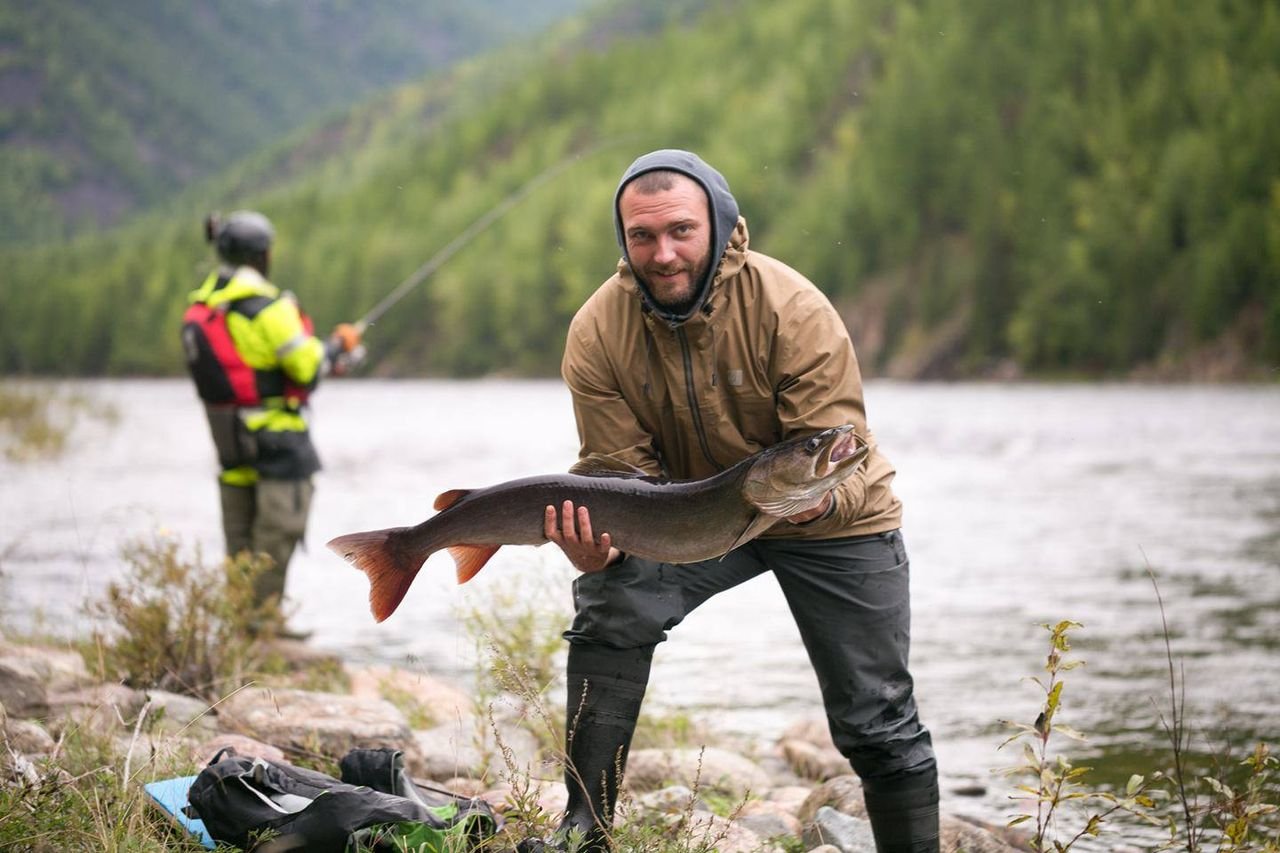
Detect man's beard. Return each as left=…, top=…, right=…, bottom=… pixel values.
left=635, top=253, right=712, bottom=316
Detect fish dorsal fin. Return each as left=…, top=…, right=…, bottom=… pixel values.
left=724, top=512, right=779, bottom=555
left=569, top=453, right=650, bottom=479
left=448, top=544, right=501, bottom=584
left=434, top=489, right=471, bottom=511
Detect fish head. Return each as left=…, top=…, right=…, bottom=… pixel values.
left=740, top=425, right=869, bottom=517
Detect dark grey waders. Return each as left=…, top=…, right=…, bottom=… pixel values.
left=518, top=644, right=651, bottom=853
left=540, top=530, right=939, bottom=853
left=863, top=765, right=940, bottom=851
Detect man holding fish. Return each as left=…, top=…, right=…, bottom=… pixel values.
left=542, top=150, right=939, bottom=852
left=329, top=150, right=938, bottom=852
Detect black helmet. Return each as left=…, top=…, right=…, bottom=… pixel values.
left=207, top=210, right=275, bottom=267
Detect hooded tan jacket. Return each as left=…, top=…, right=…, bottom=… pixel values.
left=562, top=217, right=902, bottom=541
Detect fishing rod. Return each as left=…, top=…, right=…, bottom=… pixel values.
left=352, top=140, right=633, bottom=336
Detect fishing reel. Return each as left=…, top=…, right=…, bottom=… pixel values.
left=331, top=344, right=367, bottom=377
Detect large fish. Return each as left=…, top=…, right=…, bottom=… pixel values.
left=328, top=425, right=868, bottom=622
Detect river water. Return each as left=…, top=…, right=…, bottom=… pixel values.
left=2, top=378, right=1277, bottom=840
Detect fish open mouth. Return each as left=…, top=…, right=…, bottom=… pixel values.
left=812, top=428, right=856, bottom=476
left=816, top=428, right=869, bottom=478
left=828, top=432, right=859, bottom=463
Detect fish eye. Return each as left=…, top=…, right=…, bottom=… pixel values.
left=805, top=435, right=822, bottom=453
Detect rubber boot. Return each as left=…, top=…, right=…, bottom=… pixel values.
left=521, top=643, right=652, bottom=853
left=862, top=765, right=941, bottom=853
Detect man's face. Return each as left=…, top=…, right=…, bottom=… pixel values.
left=618, top=175, right=713, bottom=313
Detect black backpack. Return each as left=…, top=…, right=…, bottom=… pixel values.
left=187, top=746, right=500, bottom=852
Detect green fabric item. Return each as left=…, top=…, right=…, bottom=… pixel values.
left=350, top=808, right=498, bottom=852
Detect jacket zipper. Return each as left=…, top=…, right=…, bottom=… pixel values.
left=677, top=327, right=723, bottom=471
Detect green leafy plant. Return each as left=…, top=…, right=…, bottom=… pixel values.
left=0, top=381, right=115, bottom=462
left=999, top=585, right=1280, bottom=852
left=998, top=619, right=1163, bottom=849
left=460, top=566, right=737, bottom=853
left=84, top=534, right=283, bottom=699
left=1144, top=569, right=1279, bottom=852
left=0, top=718, right=208, bottom=852
left=1190, top=743, right=1280, bottom=852
left=460, top=566, right=572, bottom=710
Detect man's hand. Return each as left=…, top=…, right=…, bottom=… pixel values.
left=784, top=491, right=832, bottom=525
left=327, top=322, right=366, bottom=376
left=545, top=500, right=617, bottom=573
left=331, top=323, right=362, bottom=353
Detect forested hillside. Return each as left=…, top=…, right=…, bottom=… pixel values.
left=2, top=0, right=1277, bottom=380
left=0, top=0, right=591, bottom=243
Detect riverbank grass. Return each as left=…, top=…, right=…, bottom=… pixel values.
left=84, top=535, right=288, bottom=700
left=0, top=381, right=116, bottom=462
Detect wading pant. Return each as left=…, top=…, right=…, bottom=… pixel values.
left=219, top=477, right=314, bottom=608
left=564, top=529, right=938, bottom=851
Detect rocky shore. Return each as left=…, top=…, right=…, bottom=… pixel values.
left=1, top=635, right=1029, bottom=852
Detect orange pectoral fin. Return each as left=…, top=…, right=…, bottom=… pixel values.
left=447, top=544, right=501, bottom=584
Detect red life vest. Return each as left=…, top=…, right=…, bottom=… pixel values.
left=181, top=299, right=316, bottom=408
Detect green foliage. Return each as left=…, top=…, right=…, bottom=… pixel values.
left=999, top=620, right=1165, bottom=849
left=605, top=749, right=746, bottom=853
left=0, top=381, right=116, bottom=461
left=0, top=723, right=208, bottom=852
left=1204, top=744, right=1280, bottom=852
left=1146, top=569, right=1280, bottom=851
left=4, top=0, right=1276, bottom=379
left=0, top=0, right=594, bottom=244
left=0, top=381, right=69, bottom=461
left=84, top=535, right=283, bottom=700
left=999, top=615, right=1280, bottom=851
left=459, top=563, right=731, bottom=852
left=459, top=564, right=573, bottom=713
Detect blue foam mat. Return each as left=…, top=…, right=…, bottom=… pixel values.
left=144, top=775, right=216, bottom=849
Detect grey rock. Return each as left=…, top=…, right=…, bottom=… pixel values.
left=625, top=747, right=772, bottom=797
left=780, top=737, right=850, bottom=781
left=3, top=718, right=56, bottom=755
left=411, top=723, right=487, bottom=781
left=347, top=664, right=475, bottom=729
left=632, top=784, right=710, bottom=815
left=0, top=658, right=48, bottom=719
left=779, top=717, right=836, bottom=750
left=800, top=774, right=1025, bottom=853
left=217, top=686, right=412, bottom=762
left=192, top=733, right=285, bottom=766
left=758, top=784, right=814, bottom=816
left=798, top=775, right=868, bottom=822
left=803, top=806, right=877, bottom=852
left=45, top=683, right=148, bottom=737
left=678, top=812, right=777, bottom=853
left=0, top=642, right=93, bottom=692
left=737, top=810, right=801, bottom=842
left=410, top=715, right=542, bottom=785
left=115, top=730, right=200, bottom=773
left=144, top=689, right=218, bottom=739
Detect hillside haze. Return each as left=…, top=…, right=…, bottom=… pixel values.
left=2, top=0, right=1277, bottom=381
left=0, top=0, right=593, bottom=243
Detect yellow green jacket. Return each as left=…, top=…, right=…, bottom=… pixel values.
left=185, top=266, right=327, bottom=484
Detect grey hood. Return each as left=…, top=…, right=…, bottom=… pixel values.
left=613, top=149, right=740, bottom=325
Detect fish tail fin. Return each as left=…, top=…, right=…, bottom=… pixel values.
left=326, top=528, right=423, bottom=623
left=446, top=544, right=501, bottom=584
